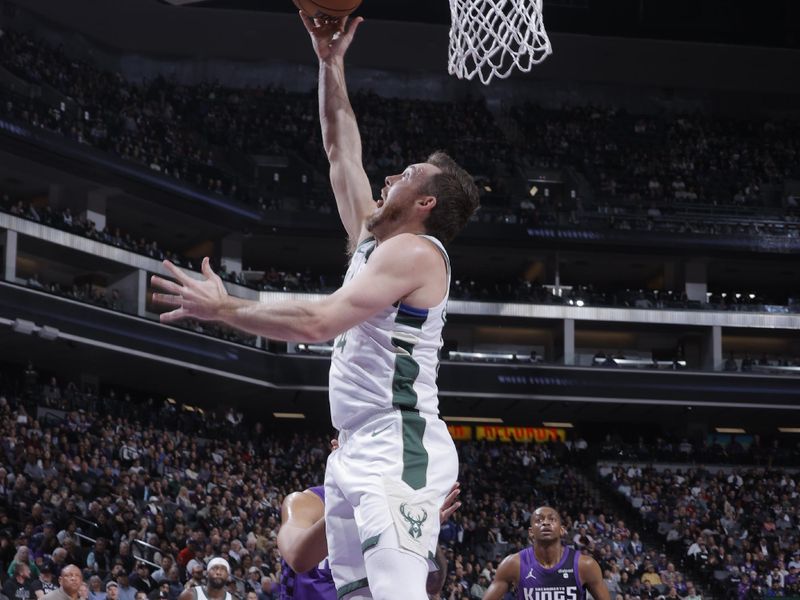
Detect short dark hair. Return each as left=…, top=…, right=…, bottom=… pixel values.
left=421, top=151, right=480, bottom=245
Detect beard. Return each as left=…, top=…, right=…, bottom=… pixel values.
left=365, top=200, right=405, bottom=235
left=207, top=577, right=226, bottom=590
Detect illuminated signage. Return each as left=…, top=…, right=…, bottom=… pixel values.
left=447, top=425, right=566, bottom=443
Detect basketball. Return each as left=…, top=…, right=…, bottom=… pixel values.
left=292, top=0, right=363, bottom=18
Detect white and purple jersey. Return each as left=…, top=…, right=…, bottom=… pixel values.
left=279, top=487, right=334, bottom=600
left=517, top=545, right=585, bottom=600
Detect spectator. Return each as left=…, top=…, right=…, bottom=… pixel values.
left=130, top=564, right=156, bottom=596
left=85, top=579, right=104, bottom=600
left=7, top=547, right=40, bottom=579
left=42, top=565, right=83, bottom=600
left=31, top=566, right=58, bottom=600
left=469, top=574, right=488, bottom=599
left=150, top=558, right=173, bottom=585
left=114, top=573, right=135, bottom=600
left=641, top=564, right=662, bottom=587
left=3, top=562, right=34, bottom=600
left=85, top=539, right=112, bottom=578
left=684, top=581, right=702, bottom=600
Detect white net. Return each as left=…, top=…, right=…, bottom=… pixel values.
left=448, top=0, right=552, bottom=85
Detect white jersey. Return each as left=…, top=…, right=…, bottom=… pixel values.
left=192, top=587, right=232, bottom=600
left=329, top=235, right=450, bottom=431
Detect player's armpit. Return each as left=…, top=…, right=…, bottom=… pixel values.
left=312, top=234, right=440, bottom=340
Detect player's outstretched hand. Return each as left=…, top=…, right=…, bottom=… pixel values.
left=440, top=482, right=462, bottom=524
left=151, top=257, right=229, bottom=324
left=299, top=11, right=364, bottom=63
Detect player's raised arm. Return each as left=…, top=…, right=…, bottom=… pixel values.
left=299, top=12, right=374, bottom=251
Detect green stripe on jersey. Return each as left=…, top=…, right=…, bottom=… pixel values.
left=390, top=336, right=428, bottom=489
left=391, top=336, right=419, bottom=409
left=395, top=312, right=427, bottom=329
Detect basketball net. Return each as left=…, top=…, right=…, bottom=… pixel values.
left=448, top=0, right=552, bottom=85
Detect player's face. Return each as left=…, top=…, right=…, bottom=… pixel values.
left=60, top=567, right=84, bottom=596
left=529, top=506, right=564, bottom=543
left=207, top=565, right=228, bottom=589
left=366, top=163, right=439, bottom=236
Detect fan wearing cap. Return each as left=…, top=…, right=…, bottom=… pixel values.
left=105, top=579, right=119, bottom=600
left=31, top=564, right=58, bottom=599
left=178, top=558, right=232, bottom=600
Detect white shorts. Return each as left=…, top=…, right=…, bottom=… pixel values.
left=324, top=408, right=458, bottom=598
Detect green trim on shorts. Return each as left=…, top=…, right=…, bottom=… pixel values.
left=361, top=535, right=381, bottom=554
left=336, top=577, right=370, bottom=599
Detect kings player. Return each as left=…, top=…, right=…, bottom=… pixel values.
left=484, top=506, right=610, bottom=600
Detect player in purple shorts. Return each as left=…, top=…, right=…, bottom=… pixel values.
left=484, top=506, right=610, bottom=600
left=278, top=483, right=461, bottom=600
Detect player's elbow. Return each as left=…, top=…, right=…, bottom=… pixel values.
left=425, top=573, right=445, bottom=595
left=325, top=144, right=359, bottom=167
left=277, top=539, right=316, bottom=574
left=325, top=144, right=343, bottom=163
left=300, top=317, right=335, bottom=344
left=287, top=554, right=318, bottom=574
left=301, top=303, right=343, bottom=343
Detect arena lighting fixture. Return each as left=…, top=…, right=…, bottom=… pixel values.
left=529, top=185, right=538, bottom=197
left=748, top=293, right=756, bottom=299
left=11, top=318, right=36, bottom=335
left=721, top=293, right=727, bottom=298
left=443, top=416, right=504, bottom=423
left=484, top=185, right=493, bottom=193
left=715, top=427, right=746, bottom=434
left=777, top=428, right=800, bottom=433
left=273, top=412, right=306, bottom=419
left=735, top=293, right=742, bottom=299
left=542, top=421, right=574, bottom=428
left=37, top=325, right=59, bottom=341
left=575, top=299, right=585, bottom=307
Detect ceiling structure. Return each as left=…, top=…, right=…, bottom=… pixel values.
left=199, top=0, right=800, bottom=50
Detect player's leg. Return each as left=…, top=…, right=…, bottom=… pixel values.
left=358, top=412, right=459, bottom=600
left=363, top=527, right=429, bottom=600
left=326, top=448, right=372, bottom=600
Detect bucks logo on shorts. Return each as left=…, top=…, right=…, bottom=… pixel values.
left=399, top=503, right=428, bottom=539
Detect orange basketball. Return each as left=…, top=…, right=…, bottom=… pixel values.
left=292, top=0, right=362, bottom=18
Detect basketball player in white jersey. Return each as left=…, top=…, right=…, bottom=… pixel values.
left=177, top=558, right=232, bottom=600
left=151, top=12, right=480, bottom=600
